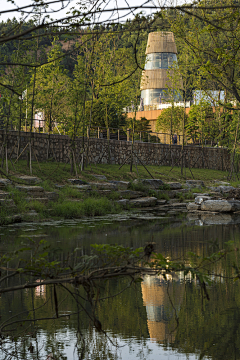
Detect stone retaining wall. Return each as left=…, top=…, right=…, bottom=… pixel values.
left=0, top=131, right=231, bottom=171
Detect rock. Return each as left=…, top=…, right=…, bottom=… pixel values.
left=16, top=175, right=41, bottom=184
left=201, top=213, right=234, bottom=225
left=201, top=199, right=240, bottom=212
left=171, top=202, right=187, bottom=208
left=55, top=184, right=65, bottom=189
left=214, top=181, right=230, bottom=185
left=108, top=181, right=130, bottom=190
left=0, top=178, right=12, bottom=187
left=168, top=199, right=182, bottom=204
left=70, top=185, right=92, bottom=191
left=195, top=196, right=212, bottom=204
left=67, top=179, right=88, bottom=185
left=118, top=190, right=144, bottom=199
left=166, top=182, right=182, bottom=190
left=0, top=191, right=9, bottom=199
left=45, top=192, right=59, bottom=201
left=5, top=214, right=22, bottom=224
left=186, top=180, right=205, bottom=187
left=89, top=182, right=117, bottom=191
left=209, top=186, right=235, bottom=193
left=92, top=175, right=107, bottom=181
left=129, top=197, right=157, bottom=207
left=187, top=203, right=201, bottom=211
left=116, top=199, right=129, bottom=206
left=166, top=189, right=189, bottom=198
left=157, top=200, right=167, bottom=205
left=193, top=193, right=210, bottom=197
left=133, top=179, right=164, bottom=189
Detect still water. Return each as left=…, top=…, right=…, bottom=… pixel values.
left=0, top=212, right=240, bottom=360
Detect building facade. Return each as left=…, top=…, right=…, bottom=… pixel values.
left=140, top=31, right=182, bottom=108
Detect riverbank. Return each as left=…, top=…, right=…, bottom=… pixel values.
left=0, top=162, right=239, bottom=225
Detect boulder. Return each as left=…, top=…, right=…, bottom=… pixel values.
left=201, top=199, right=240, bottom=212
left=129, top=197, right=157, bottom=207
left=187, top=203, right=201, bottom=211
left=67, top=179, right=88, bottom=185
left=166, top=182, right=182, bottom=190
left=108, top=180, right=130, bottom=190
left=195, top=196, right=211, bottom=205
left=133, top=179, right=164, bottom=189
left=171, top=202, right=187, bottom=208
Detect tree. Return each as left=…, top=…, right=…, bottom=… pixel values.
left=156, top=106, right=186, bottom=135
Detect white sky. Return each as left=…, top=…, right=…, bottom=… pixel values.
left=0, top=0, right=163, bottom=24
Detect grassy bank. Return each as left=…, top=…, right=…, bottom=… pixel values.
left=3, top=159, right=234, bottom=186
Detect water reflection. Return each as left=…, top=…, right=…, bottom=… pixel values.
left=1, top=216, right=240, bottom=359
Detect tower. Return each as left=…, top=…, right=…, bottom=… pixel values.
left=140, top=32, right=182, bottom=108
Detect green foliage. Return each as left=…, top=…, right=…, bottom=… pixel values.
left=186, top=102, right=217, bottom=143
left=51, top=197, right=119, bottom=218
left=156, top=106, right=186, bottom=134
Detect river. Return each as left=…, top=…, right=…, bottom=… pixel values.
left=0, top=212, right=239, bottom=360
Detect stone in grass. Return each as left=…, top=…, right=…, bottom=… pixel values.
left=166, top=182, right=182, bottom=190
left=129, top=197, right=157, bottom=207
left=157, top=199, right=167, bottom=205
left=108, top=180, right=130, bottom=190
left=195, top=196, right=212, bottom=205
left=116, top=199, right=129, bottom=206
left=214, top=186, right=235, bottom=194
left=133, top=179, right=164, bottom=189
left=0, top=191, right=10, bottom=199
left=45, top=192, right=59, bottom=201
left=186, top=180, right=205, bottom=188
left=0, top=178, right=12, bottom=187
left=187, top=203, right=201, bottom=211
left=171, top=202, right=188, bottom=208
left=201, top=199, right=240, bottom=212
left=91, top=175, right=107, bottom=181
left=89, top=182, right=117, bottom=191
left=70, top=185, right=92, bottom=191
left=17, top=175, right=41, bottom=184
left=67, top=179, right=88, bottom=185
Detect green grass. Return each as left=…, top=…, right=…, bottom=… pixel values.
left=0, top=158, right=233, bottom=186
left=51, top=197, right=120, bottom=219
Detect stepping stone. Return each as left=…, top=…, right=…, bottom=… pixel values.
left=186, top=180, right=205, bottom=187
left=16, top=176, right=41, bottom=184
left=89, top=182, right=117, bottom=191
left=0, top=178, right=11, bottom=187
left=166, top=182, right=182, bottom=190
left=92, top=175, right=107, bottom=181
left=133, top=179, right=164, bottom=189
left=108, top=181, right=130, bottom=190
left=0, top=199, right=16, bottom=207
left=0, top=191, right=9, bottom=199
left=129, top=197, right=157, bottom=207
left=116, top=199, right=129, bottom=206
left=16, top=185, right=44, bottom=193
left=211, top=186, right=235, bottom=194
left=187, top=203, right=201, bottom=211
left=70, top=185, right=92, bottom=190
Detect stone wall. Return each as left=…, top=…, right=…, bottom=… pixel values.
left=0, top=130, right=231, bottom=171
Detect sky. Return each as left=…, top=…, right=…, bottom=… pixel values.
left=0, top=0, right=165, bottom=24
